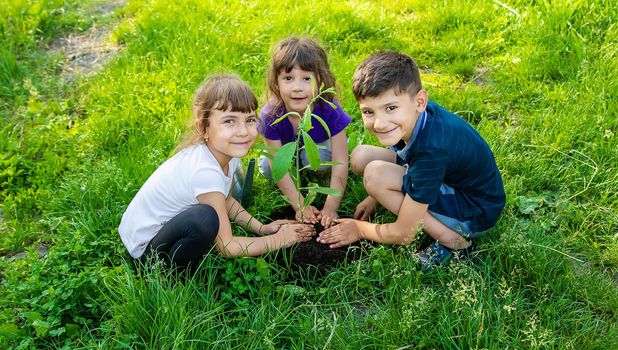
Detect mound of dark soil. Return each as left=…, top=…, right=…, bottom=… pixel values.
left=267, top=207, right=364, bottom=275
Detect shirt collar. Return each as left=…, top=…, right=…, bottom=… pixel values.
left=394, top=110, right=427, bottom=157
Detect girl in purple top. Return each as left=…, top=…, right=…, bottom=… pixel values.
left=258, top=37, right=352, bottom=228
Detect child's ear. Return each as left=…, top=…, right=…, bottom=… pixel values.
left=195, top=119, right=208, bottom=139
left=415, top=89, right=428, bottom=112
left=195, top=118, right=204, bottom=134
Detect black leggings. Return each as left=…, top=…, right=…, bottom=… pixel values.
left=141, top=204, right=219, bottom=270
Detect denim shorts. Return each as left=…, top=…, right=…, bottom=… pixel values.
left=427, top=183, right=486, bottom=239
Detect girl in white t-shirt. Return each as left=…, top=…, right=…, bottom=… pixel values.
left=119, top=75, right=314, bottom=271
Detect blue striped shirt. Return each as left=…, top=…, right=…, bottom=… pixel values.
left=392, top=101, right=506, bottom=231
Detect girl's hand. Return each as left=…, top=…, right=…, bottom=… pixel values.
left=318, top=206, right=339, bottom=228
left=353, top=196, right=377, bottom=221
left=260, top=219, right=297, bottom=236
left=295, top=205, right=320, bottom=224
left=317, top=219, right=361, bottom=248
left=277, top=223, right=315, bottom=247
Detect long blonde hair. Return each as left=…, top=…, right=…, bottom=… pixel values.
left=176, top=74, right=258, bottom=152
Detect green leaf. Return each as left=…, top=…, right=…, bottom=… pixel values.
left=311, top=76, right=316, bottom=97
left=317, top=161, right=341, bottom=166
left=23, top=311, right=43, bottom=324
left=252, top=144, right=279, bottom=152
left=300, top=186, right=340, bottom=196
left=301, top=105, right=312, bottom=132
left=319, top=95, right=337, bottom=110
left=280, top=284, right=306, bottom=295
left=49, top=326, right=66, bottom=337
left=66, top=323, right=80, bottom=337
left=32, top=319, right=50, bottom=337
left=255, top=258, right=271, bottom=276
left=311, top=113, right=332, bottom=138
left=0, top=323, right=25, bottom=338
left=252, top=144, right=277, bottom=159
left=271, top=142, right=296, bottom=183
left=271, top=111, right=300, bottom=126
left=304, top=190, right=317, bottom=207
left=517, top=195, right=542, bottom=215
left=301, top=131, right=321, bottom=171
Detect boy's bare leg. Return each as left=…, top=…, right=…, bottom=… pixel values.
left=350, top=145, right=396, bottom=175
left=351, top=146, right=397, bottom=219
left=364, top=160, right=471, bottom=250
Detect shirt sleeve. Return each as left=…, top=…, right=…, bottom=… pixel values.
left=402, top=149, right=448, bottom=204
left=325, top=100, right=352, bottom=137
left=191, top=166, right=227, bottom=198
left=258, top=104, right=282, bottom=141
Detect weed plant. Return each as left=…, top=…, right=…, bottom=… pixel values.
left=0, top=0, right=616, bottom=349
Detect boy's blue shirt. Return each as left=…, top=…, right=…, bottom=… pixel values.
left=390, top=101, right=506, bottom=231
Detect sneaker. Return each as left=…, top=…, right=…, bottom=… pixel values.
left=417, top=241, right=477, bottom=271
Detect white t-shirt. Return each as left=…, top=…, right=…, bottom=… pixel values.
left=118, top=144, right=240, bottom=258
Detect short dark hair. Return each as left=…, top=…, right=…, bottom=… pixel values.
left=352, top=51, right=422, bottom=100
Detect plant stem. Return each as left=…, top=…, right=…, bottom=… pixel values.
left=295, top=125, right=303, bottom=222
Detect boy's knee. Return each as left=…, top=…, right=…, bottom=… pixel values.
left=363, top=160, right=385, bottom=194
left=350, top=146, right=371, bottom=175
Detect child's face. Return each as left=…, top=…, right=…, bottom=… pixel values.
left=358, top=88, right=427, bottom=146
left=204, top=107, right=258, bottom=163
left=277, top=65, right=317, bottom=115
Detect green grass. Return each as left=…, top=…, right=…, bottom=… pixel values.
left=1, top=0, right=617, bottom=348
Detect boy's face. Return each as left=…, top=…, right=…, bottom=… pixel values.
left=358, top=88, right=428, bottom=146
left=277, top=65, right=317, bottom=115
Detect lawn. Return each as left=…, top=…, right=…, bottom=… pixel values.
left=0, top=0, right=616, bottom=348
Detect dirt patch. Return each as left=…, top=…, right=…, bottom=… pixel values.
left=5, top=243, right=49, bottom=261
left=472, top=66, right=491, bottom=85
left=46, top=0, right=125, bottom=83
left=266, top=206, right=365, bottom=277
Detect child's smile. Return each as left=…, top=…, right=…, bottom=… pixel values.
left=205, top=108, right=258, bottom=167
left=277, top=65, right=316, bottom=114
left=358, top=88, right=427, bottom=147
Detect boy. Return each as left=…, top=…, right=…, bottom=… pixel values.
left=317, top=51, right=505, bottom=269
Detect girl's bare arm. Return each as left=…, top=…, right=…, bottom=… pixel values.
left=323, top=130, right=349, bottom=212
left=197, top=192, right=312, bottom=257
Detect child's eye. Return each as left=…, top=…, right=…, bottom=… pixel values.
left=247, top=117, right=257, bottom=123
left=224, top=119, right=235, bottom=124
left=386, top=106, right=398, bottom=112
left=362, top=110, right=374, bottom=117
left=282, top=76, right=292, bottom=81
left=303, top=76, right=312, bottom=81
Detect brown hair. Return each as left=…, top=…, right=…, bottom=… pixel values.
left=176, top=74, right=258, bottom=151
left=267, top=36, right=337, bottom=110
left=352, top=51, right=422, bottom=100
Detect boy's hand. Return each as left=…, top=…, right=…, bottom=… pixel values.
left=354, top=196, right=377, bottom=221
left=260, top=219, right=297, bottom=236
left=318, top=206, right=339, bottom=228
left=317, top=218, right=361, bottom=248
left=296, top=205, right=320, bottom=224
